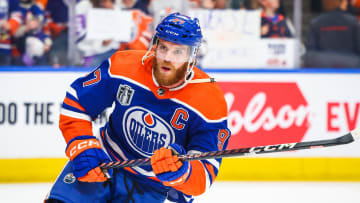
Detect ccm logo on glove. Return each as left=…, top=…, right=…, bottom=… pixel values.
left=65, top=136, right=112, bottom=182
left=66, top=138, right=101, bottom=160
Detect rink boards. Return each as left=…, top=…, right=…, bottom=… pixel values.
left=1, top=67, right=360, bottom=182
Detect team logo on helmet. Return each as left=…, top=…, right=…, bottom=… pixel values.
left=123, top=106, right=175, bottom=157
left=170, top=18, right=185, bottom=24
left=155, top=13, right=202, bottom=47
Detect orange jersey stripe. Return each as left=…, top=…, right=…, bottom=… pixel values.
left=36, top=0, right=48, bottom=8
left=59, top=114, right=93, bottom=143
left=8, top=19, right=20, bottom=36
left=109, top=51, right=228, bottom=121
left=173, top=160, right=206, bottom=196
left=123, top=167, right=160, bottom=182
left=205, top=162, right=216, bottom=183
left=63, top=97, right=86, bottom=111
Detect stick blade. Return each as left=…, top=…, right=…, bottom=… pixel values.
left=351, top=127, right=360, bottom=140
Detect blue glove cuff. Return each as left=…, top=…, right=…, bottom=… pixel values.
left=156, top=143, right=191, bottom=184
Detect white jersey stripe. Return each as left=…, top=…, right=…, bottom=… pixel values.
left=104, top=129, right=129, bottom=161
left=206, top=159, right=220, bottom=170
left=67, top=86, right=79, bottom=100
left=187, top=150, right=220, bottom=170
left=171, top=98, right=228, bottom=123
left=0, top=44, right=11, bottom=49
left=60, top=108, right=92, bottom=121
left=104, top=130, right=156, bottom=177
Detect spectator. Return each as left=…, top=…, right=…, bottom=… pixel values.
left=76, top=0, right=120, bottom=67
left=258, top=0, right=293, bottom=38
left=76, top=0, right=122, bottom=67
left=148, top=0, right=190, bottom=28
left=75, top=0, right=152, bottom=67
left=231, top=0, right=258, bottom=9
left=304, top=0, right=360, bottom=68
left=43, top=0, right=69, bottom=66
left=118, top=0, right=150, bottom=14
left=0, top=0, right=22, bottom=65
left=13, top=0, right=52, bottom=66
left=117, top=0, right=153, bottom=51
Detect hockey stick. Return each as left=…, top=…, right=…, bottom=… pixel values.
left=100, top=127, right=360, bottom=170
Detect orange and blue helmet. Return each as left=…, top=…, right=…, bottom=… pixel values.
left=155, top=12, right=203, bottom=47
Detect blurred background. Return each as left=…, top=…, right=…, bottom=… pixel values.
left=1, top=0, right=360, bottom=202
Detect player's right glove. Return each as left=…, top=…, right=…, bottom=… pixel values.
left=65, top=135, right=112, bottom=182
left=151, top=144, right=191, bottom=187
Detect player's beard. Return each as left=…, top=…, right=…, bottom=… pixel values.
left=153, top=60, right=188, bottom=87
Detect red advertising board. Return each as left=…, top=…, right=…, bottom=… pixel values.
left=218, top=82, right=311, bottom=149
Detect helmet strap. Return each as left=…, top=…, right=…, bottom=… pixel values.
left=142, top=36, right=159, bottom=65
left=184, top=47, right=199, bottom=84
left=141, top=50, right=154, bottom=65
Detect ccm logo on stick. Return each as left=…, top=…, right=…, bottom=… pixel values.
left=248, top=143, right=296, bottom=153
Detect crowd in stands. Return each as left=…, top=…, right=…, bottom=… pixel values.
left=0, top=0, right=68, bottom=66
left=304, top=0, right=360, bottom=68
left=0, top=0, right=359, bottom=68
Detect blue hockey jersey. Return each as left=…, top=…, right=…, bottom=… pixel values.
left=59, top=50, right=230, bottom=198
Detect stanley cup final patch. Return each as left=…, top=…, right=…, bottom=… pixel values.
left=117, top=84, right=135, bottom=106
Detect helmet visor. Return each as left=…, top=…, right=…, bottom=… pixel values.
left=151, top=37, right=197, bottom=64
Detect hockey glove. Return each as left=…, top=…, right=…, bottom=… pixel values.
left=151, top=144, right=191, bottom=187
left=65, top=135, right=112, bottom=182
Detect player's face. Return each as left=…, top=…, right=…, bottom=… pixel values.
left=153, top=39, right=190, bottom=87
left=259, top=0, right=279, bottom=9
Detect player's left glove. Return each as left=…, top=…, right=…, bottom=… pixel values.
left=65, top=135, right=113, bottom=182
left=151, top=144, right=191, bottom=187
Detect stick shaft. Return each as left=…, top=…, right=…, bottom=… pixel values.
left=101, top=128, right=359, bottom=170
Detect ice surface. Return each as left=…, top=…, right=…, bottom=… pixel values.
left=1, top=181, right=359, bottom=203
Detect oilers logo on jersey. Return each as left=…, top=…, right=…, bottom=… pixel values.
left=123, top=106, right=175, bottom=157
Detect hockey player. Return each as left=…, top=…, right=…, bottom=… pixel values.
left=45, top=12, right=230, bottom=203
